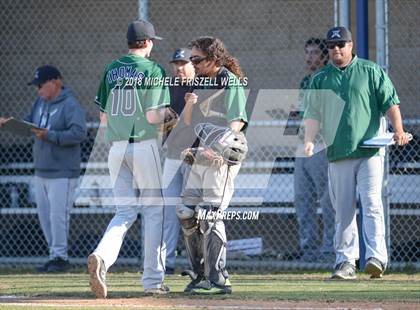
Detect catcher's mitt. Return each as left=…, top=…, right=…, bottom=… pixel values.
left=194, top=123, right=248, bottom=165
left=159, top=107, right=179, bottom=137
left=181, top=147, right=224, bottom=167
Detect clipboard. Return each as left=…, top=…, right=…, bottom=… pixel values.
left=360, top=132, right=413, bottom=148
left=0, top=118, right=42, bottom=137
left=283, top=110, right=303, bottom=136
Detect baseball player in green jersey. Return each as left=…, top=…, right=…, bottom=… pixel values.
left=176, top=36, right=248, bottom=295
left=304, top=26, right=410, bottom=280
left=87, top=19, right=170, bottom=298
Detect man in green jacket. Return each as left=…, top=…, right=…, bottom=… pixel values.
left=304, top=26, right=409, bottom=280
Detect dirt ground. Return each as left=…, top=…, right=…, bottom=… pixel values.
left=1, top=296, right=419, bottom=310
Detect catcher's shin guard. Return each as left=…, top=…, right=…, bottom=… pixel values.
left=200, top=216, right=229, bottom=286
left=176, top=204, right=204, bottom=276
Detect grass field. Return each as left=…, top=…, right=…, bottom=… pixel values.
left=0, top=271, right=420, bottom=309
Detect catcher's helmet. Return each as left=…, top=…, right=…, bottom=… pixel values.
left=194, top=123, right=248, bottom=165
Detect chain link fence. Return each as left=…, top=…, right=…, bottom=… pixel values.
left=386, top=0, right=420, bottom=267
left=0, top=0, right=418, bottom=272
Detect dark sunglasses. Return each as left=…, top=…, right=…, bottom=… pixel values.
left=327, top=41, right=347, bottom=49
left=189, top=56, right=207, bottom=65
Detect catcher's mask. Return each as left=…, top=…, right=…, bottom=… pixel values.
left=194, top=123, right=248, bottom=165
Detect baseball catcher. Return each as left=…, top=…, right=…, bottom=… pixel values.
left=174, top=36, right=248, bottom=295
left=176, top=123, right=248, bottom=294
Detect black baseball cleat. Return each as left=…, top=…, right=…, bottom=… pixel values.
left=165, top=267, right=175, bottom=275
left=37, top=257, right=72, bottom=273
left=191, top=279, right=232, bottom=295
left=47, top=257, right=72, bottom=272
left=181, top=270, right=204, bottom=293
left=36, top=259, right=54, bottom=273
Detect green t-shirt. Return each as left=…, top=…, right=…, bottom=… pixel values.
left=95, top=54, right=170, bottom=142
left=165, top=68, right=248, bottom=159
left=195, top=68, right=248, bottom=128
left=305, top=56, right=399, bottom=162
left=220, top=70, right=248, bottom=127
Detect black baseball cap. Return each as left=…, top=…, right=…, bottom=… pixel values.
left=169, top=48, right=192, bottom=63
left=326, top=26, right=352, bottom=43
left=127, top=19, right=162, bottom=43
left=28, top=65, right=62, bottom=86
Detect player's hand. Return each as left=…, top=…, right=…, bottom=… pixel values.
left=0, top=117, right=12, bottom=127
left=304, top=141, right=314, bottom=157
left=199, top=148, right=224, bottom=167
left=200, top=148, right=218, bottom=160
left=185, top=92, right=198, bottom=105
left=31, top=128, right=49, bottom=140
left=393, top=131, right=410, bottom=146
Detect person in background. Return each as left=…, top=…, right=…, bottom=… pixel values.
left=294, top=38, right=335, bottom=262
left=162, top=47, right=195, bottom=275
left=0, top=65, right=87, bottom=272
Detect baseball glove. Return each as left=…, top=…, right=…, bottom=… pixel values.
left=181, top=147, right=224, bottom=167
left=159, top=107, right=179, bottom=137
left=194, top=123, right=248, bottom=165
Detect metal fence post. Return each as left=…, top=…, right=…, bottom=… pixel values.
left=376, top=0, right=391, bottom=266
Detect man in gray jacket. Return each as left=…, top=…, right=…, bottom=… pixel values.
left=23, top=65, right=86, bottom=272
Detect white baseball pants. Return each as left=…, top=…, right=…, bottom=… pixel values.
left=94, top=139, right=165, bottom=290
left=328, top=156, right=387, bottom=267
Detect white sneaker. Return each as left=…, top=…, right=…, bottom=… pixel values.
left=88, top=253, right=107, bottom=298
left=331, top=261, right=357, bottom=280
left=144, top=284, right=170, bottom=295
left=365, top=257, right=385, bottom=279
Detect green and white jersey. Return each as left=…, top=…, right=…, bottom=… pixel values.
left=194, top=67, right=248, bottom=128
left=305, top=56, right=399, bottom=162
left=165, top=67, right=248, bottom=159
left=95, top=54, right=170, bottom=142
left=222, top=70, right=248, bottom=127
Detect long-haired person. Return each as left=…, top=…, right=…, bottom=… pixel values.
left=176, top=36, right=248, bottom=295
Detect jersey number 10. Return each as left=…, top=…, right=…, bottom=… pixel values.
left=109, top=86, right=139, bottom=116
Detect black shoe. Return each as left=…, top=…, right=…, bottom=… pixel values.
left=36, top=260, right=54, bottom=273
left=46, top=257, right=72, bottom=273
left=165, top=267, right=175, bottom=275
left=191, top=279, right=232, bottom=295
left=181, top=270, right=204, bottom=293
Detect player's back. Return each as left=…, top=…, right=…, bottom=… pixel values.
left=96, top=54, right=169, bottom=142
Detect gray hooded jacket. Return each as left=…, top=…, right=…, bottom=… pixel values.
left=25, top=86, right=87, bottom=178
